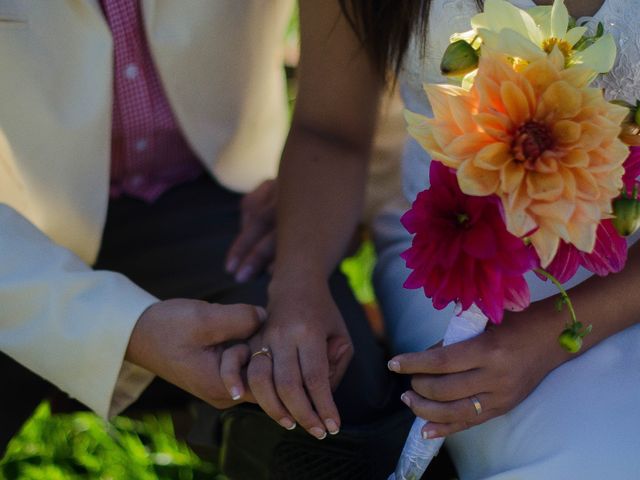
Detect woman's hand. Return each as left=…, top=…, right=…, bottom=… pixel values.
left=244, top=280, right=353, bottom=439
left=226, top=179, right=277, bottom=283
left=388, top=308, right=571, bottom=439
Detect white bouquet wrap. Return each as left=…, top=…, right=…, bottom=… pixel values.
left=389, top=305, right=488, bottom=480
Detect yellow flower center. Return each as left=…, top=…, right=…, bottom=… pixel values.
left=541, top=37, right=572, bottom=59
left=509, top=56, right=530, bottom=72
left=512, top=121, right=555, bottom=167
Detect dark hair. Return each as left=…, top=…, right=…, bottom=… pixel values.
left=338, top=0, right=484, bottom=80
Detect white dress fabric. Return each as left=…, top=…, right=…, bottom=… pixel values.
left=373, top=1, right=640, bottom=478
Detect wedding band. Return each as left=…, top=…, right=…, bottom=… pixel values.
left=251, top=346, right=272, bottom=360
left=470, top=396, right=483, bottom=416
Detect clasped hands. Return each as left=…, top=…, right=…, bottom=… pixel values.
left=127, top=283, right=566, bottom=441
left=128, top=179, right=567, bottom=441
left=126, top=286, right=354, bottom=439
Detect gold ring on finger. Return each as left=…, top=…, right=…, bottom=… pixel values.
left=469, top=395, right=482, bottom=416
left=251, top=346, right=272, bottom=360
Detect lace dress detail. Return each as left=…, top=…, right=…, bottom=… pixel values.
left=578, top=1, right=640, bottom=104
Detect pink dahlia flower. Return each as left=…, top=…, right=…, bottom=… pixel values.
left=623, top=146, right=640, bottom=195
left=401, top=162, right=536, bottom=324
left=545, top=220, right=627, bottom=283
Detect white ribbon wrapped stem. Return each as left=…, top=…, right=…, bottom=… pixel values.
left=389, top=304, right=489, bottom=480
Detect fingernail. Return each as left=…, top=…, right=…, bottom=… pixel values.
left=226, top=257, right=239, bottom=273
left=255, top=306, right=268, bottom=323
left=310, top=427, right=327, bottom=440
left=230, top=386, right=243, bottom=401
left=235, top=265, right=253, bottom=283
left=335, top=343, right=351, bottom=359
left=400, top=392, right=411, bottom=407
left=387, top=359, right=400, bottom=372
left=279, top=418, right=296, bottom=430
left=422, top=428, right=438, bottom=440
left=325, top=419, right=340, bottom=435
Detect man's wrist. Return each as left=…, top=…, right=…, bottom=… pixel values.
left=124, top=301, right=160, bottom=369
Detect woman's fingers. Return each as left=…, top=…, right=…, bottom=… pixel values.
left=401, top=390, right=492, bottom=433
left=220, top=343, right=251, bottom=401
left=421, top=420, right=483, bottom=440
left=272, top=346, right=328, bottom=439
left=298, top=342, right=341, bottom=434
left=410, top=369, right=483, bottom=402
left=246, top=348, right=296, bottom=431
left=388, top=338, right=483, bottom=375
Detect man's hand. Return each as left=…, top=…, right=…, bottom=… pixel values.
left=126, top=299, right=266, bottom=409
left=226, top=179, right=277, bottom=283
left=245, top=280, right=353, bottom=439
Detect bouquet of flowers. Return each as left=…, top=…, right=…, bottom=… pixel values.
left=390, top=1, right=640, bottom=478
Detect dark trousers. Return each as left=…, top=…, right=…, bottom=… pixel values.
left=1, top=175, right=400, bottom=454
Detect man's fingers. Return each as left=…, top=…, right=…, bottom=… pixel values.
left=225, top=218, right=272, bottom=276
left=220, top=344, right=252, bottom=401
left=388, top=339, right=482, bottom=375
left=233, top=232, right=276, bottom=283
left=246, top=350, right=296, bottom=431
left=299, top=343, right=341, bottom=435
left=227, top=179, right=276, bottom=275
left=202, top=303, right=267, bottom=343
left=240, top=179, right=275, bottom=214
left=272, top=348, right=328, bottom=439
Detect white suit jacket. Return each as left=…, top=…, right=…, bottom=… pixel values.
left=0, top=0, right=292, bottom=418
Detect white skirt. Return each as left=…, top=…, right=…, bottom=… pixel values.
left=373, top=198, right=640, bottom=480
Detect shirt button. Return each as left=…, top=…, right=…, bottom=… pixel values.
left=124, top=63, right=140, bottom=80
left=135, top=138, right=148, bottom=152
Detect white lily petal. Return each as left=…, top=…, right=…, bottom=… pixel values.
left=527, top=7, right=552, bottom=37
left=572, top=33, right=617, bottom=73
left=498, top=29, right=546, bottom=62
left=476, top=0, right=542, bottom=44
left=550, top=0, right=569, bottom=39
left=565, top=26, right=587, bottom=46
left=471, top=12, right=493, bottom=31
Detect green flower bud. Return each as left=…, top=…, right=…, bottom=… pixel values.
left=440, top=40, right=479, bottom=77
left=558, top=329, right=582, bottom=353
left=612, top=195, right=640, bottom=237
left=635, top=102, right=640, bottom=126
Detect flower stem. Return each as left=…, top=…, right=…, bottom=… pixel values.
left=534, top=268, right=578, bottom=326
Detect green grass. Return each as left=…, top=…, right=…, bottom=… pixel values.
left=0, top=403, right=221, bottom=480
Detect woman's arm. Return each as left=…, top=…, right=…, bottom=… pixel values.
left=390, top=243, right=640, bottom=439
left=244, top=0, right=383, bottom=439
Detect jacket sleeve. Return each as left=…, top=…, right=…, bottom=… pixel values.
left=0, top=204, right=157, bottom=419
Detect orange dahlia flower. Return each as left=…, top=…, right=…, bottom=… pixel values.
left=406, top=48, right=629, bottom=266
